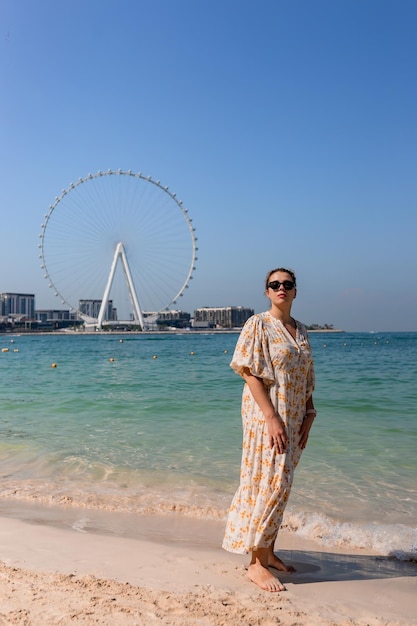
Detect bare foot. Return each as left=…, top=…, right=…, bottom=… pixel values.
left=268, top=553, right=296, bottom=573
left=247, top=562, right=286, bottom=592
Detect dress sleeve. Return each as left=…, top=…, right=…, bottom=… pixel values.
left=230, top=315, right=275, bottom=384
left=306, top=359, right=315, bottom=399
left=299, top=323, right=315, bottom=399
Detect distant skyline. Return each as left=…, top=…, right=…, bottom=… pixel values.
left=1, top=0, right=416, bottom=331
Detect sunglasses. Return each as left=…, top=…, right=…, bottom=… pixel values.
left=267, top=280, right=295, bottom=291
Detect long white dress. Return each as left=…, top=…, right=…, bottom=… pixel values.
left=222, top=312, right=315, bottom=554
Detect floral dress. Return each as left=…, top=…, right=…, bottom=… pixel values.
left=222, top=312, right=315, bottom=554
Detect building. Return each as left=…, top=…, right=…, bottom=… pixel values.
left=156, top=309, right=191, bottom=328
left=36, top=309, right=77, bottom=323
left=35, top=309, right=78, bottom=328
left=193, top=306, right=254, bottom=328
left=78, top=299, right=117, bottom=321
left=0, top=292, right=35, bottom=318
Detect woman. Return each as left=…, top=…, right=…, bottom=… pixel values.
left=222, top=267, right=316, bottom=592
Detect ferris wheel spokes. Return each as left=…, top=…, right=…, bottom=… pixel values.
left=40, top=170, right=197, bottom=326
left=97, top=241, right=146, bottom=330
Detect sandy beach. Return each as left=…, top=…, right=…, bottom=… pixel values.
left=0, top=501, right=415, bottom=626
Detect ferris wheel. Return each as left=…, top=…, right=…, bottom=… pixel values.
left=39, top=170, right=198, bottom=329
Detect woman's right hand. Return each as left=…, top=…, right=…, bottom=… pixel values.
left=241, top=372, right=288, bottom=453
left=265, top=414, right=288, bottom=453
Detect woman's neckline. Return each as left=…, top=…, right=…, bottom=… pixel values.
left=267, top=312, right=298, bottom=340
left=267, top=311, right=296, bottom=327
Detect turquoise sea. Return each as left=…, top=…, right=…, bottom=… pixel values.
left=0, top=330, right=416, bottom=560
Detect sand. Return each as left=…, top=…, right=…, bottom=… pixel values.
left=0, top=501, right=416, bottom=626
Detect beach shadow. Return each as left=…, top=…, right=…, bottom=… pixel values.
left=274, top=550, right=417, bottom=584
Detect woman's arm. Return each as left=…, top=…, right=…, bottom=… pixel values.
left=299, top=395, right=316, bottom=449
left=242, top=369, right=288, bottom=453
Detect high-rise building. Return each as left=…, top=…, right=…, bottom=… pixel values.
left=0, top=293, right=35, bottom=318
left=156, top=309, right=191, bottom=328
left=78, top=299, right=117, bottom=321
left=193, top=306, right=254, bottom=328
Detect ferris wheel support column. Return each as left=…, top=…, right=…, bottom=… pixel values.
left=97, top=242, right=146, bottom=331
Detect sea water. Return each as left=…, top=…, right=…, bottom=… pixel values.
left=0, top=331, right=416, bottom=560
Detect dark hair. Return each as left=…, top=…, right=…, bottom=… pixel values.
left=265, top=267, right=297, bottom=291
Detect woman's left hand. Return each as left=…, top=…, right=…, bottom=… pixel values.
left=298, top=414, right=315, bottom=449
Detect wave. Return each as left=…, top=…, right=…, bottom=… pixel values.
left=1, top=479, right=416, bottom=562
left=282, top=509, right=417, bottom=562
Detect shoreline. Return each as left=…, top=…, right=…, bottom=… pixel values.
left=0, top=500, right=416, bottom=625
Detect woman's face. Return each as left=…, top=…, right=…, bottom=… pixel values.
left=266, top=271, right=297, bottom=306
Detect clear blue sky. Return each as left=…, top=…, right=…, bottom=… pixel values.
left=1, top=0, right=416, bottom=331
